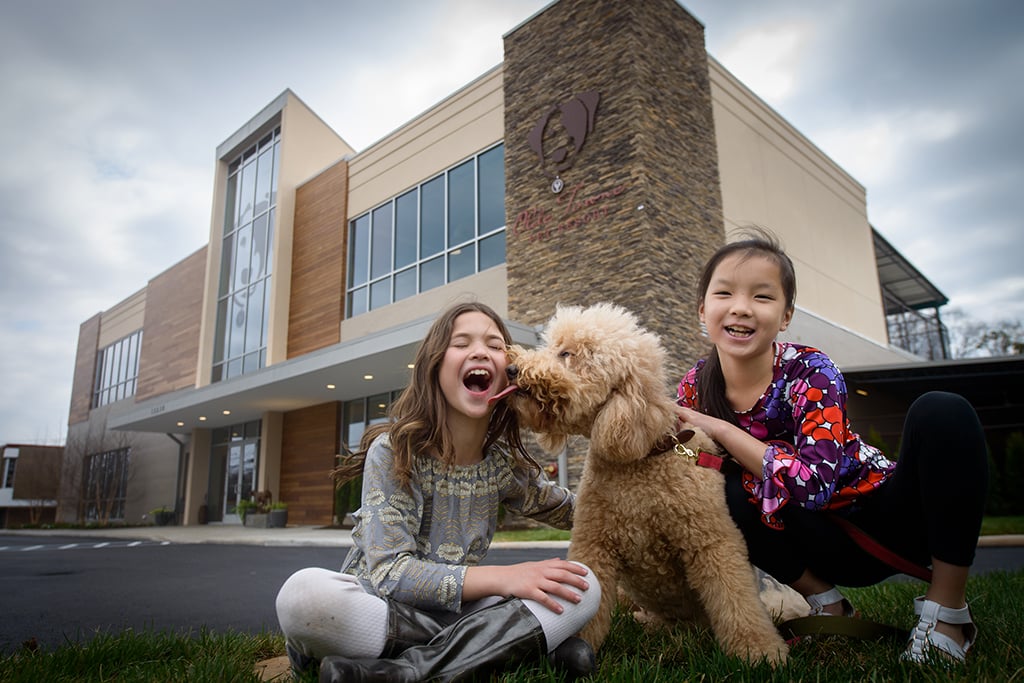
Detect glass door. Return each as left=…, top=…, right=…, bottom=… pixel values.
left=208, top=421, right=261, bottom=523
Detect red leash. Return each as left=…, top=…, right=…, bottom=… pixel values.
left=830, top=515, right=933, bottom=583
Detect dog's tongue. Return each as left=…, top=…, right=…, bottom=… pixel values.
left=488, top=384, right=519, bottom=405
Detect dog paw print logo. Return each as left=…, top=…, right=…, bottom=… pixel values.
left=527, top=91, right=600, bottom=193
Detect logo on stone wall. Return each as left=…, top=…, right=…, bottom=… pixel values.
left=527, top=91, right=600, bottom=193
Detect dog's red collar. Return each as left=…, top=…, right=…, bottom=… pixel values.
left=648, top=430, right=727, bottom=471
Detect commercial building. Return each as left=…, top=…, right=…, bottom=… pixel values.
left=62, top=0, right=974, bottom=527
left=1, top=444, right=61, bottom=528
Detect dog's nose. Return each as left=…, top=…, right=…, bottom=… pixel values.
left=506, top=364, right=519, bottom=380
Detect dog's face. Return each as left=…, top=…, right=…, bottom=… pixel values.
left=500, top=303, right=672, bottom=462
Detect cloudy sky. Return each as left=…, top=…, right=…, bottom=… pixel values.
left=1, top=0, right=1021, bottom=445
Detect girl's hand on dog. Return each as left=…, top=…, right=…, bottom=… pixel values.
left=464, top=560, right=591, bottom=614
left=675, top=404, right=722, bottom=439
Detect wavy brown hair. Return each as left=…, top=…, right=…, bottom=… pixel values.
left=332, top=301, right=538, bottom=491
left=695, top=227, right=796, bottom=424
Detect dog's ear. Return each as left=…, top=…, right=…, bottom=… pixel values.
left=536, top=431, right=567, bottom=455
left=590, top=385, right=669, bottom=462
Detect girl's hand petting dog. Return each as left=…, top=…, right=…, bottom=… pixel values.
left=465, top=560, right=592, bottom=614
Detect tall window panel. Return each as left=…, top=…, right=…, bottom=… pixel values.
left=347, top=143, right=505, bottom=317
left=83, top=448, right=130, bottom=523
left=340, top=392, right=399, bottom=452
left=213, top=126, right=280, bottom=382
left=92, top=330, right=143, bottom=408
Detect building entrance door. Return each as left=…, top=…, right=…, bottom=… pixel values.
left=207, top=421, right=261, bottom=523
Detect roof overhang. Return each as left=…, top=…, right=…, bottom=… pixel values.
left=109, top=314, right=541, bottom=434
left=873, top=228, right=948, bottom=313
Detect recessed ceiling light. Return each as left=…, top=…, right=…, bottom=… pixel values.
left=199, top=416, right=207, bottom=421
left=363, top=374, right=374, bottom=381
left=176, top=421, right=184, bottom=427
left=407, top=364, right=414, bottom=369
left=326, top=383, right=336, bottom=390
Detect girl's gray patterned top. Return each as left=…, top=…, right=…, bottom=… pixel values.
left=340, top=433, right=574, bottom=613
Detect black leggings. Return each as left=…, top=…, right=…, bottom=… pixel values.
left=727, top=391, right=989, bottom=587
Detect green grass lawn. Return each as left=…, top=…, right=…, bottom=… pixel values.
left=2, top=517, right=1019, bottom=681
left=3, top=570, right=1021, bottom=682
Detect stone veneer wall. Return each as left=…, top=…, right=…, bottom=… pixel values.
left=503, top=0, right=724, bottom=382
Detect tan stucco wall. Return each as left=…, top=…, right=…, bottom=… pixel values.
left=709, top=57, right=889, bottom=346
left=97, top=289, right=145, bottom=348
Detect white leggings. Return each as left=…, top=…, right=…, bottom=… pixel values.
left=276, top=562, right=601, bottom=661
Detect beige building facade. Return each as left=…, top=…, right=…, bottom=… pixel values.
left=64, top=0, right=941, bottom=528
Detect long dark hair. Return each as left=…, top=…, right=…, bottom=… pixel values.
left=695, top=228, right=796, bottom=423
left=333, top=301, right=537, bottom=490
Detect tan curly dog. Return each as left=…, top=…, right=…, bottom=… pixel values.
left=501, top=302, right=788, bottom=666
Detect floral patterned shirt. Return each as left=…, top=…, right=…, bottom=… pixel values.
left=677, top=342, right=895, bottom=530
left=340, top=433, right=574, bottom=612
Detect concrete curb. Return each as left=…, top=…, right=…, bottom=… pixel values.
left=3, top=526, right=1022, bottom=549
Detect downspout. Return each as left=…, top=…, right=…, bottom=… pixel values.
left=166, top=433, right=188, bottom=524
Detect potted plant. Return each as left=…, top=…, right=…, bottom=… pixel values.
left=150, top=506, right=175, bottom=526
left=268, top=501, right=288, bottom=528
left=235, top=499, right=256, bottom=525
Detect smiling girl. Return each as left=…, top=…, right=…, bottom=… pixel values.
left=276, top=301, right=599, bottom=682
left=675, top=229, right=988, bottom=664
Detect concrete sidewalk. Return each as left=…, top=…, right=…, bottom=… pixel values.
left=0, top=524, right=576, bottom=550
left=3, top=524, right=1020, bottom=549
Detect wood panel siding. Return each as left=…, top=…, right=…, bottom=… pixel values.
left=280, top=402, right=339, bottom=526
left=288, top=159, right=348, bottom=358
left=68, top=314, right=101, bottom=425
left=136, top=247, right=207, bottom=401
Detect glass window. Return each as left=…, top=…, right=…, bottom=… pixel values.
left=448, top=246, right=474, bottom=282
left=370, top=203, right=393, bottom=279
left=479, top=232, right=506, bottom=271
left=420, top=256, right=445, bottom=293
left=93, top=330, right=143, bottom=408
left=212, top=126, right=279, bottom=383
left=348, top=214, right=370, bottom=287
left=345, top=143, right=505, bottom=317
left=420, top=176, right=445, bottom=259
left=394, top=267, right=416, bottom=302
left=82, top=448, right=130, bottom=523
left=447, top=159, right=475, bottom=246
left=395, top=189, right=418, bottom=268
left=478, top=145, right=505, bottom=234
left=341, top=393, right=399, bottom=452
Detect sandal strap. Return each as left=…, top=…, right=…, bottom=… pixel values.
left=805, top=587, right=855, bottom=617
left=912, top=596, right=972, bottom=625
left=806, top=587, right=844, bottom=611
left=903, top=597, right=977, bottom=664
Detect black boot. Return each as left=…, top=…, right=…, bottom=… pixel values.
left=319, top=597, right=547, bottom=683
left=548, top=636, right=596, bottom=680
left=379, top=599, right=450, bottom=658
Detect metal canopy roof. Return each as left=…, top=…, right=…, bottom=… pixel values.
left=873, top=228, right=948, bottom=313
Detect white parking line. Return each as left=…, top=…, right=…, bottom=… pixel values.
left=59, top=544, right=79, bottom=550
left=21, top=545, right=43, bottom=551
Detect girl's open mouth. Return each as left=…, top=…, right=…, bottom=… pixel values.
left=463, top=368, right=493, bottom=393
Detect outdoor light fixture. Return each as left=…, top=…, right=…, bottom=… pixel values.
left=363, top=374, right=374, bottom=380
left=326, top=383, right=336, bottom=389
